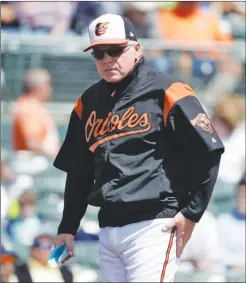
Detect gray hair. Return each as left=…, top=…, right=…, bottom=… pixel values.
left=23, top=69, right=51, bottom=93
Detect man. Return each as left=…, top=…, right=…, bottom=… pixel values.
left=211, top=94, right=245, bottom=184
left=158, top=2, right=233, bottom=42
left=6, top=189, right=42, bottom=246
left=53, top=14, right=225, bottom=282
left=15, top=233, right=73, bottom=282
left=0, top=245, right=18, bottom=283
left=122, top=3, right=158, bottom=38
left=12, top=69, right=60, bottom=158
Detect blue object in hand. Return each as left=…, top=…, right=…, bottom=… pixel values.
left=48, top=244, right=69, bottom=267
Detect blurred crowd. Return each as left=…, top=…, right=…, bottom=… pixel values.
left=1, top=1, right=245, bottom=97
left=1, top=2, right=245, bottom=39
left=1, top=1, right=245, bottom=283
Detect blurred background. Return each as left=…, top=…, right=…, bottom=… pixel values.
left=0, top=1, right=245, bottom=282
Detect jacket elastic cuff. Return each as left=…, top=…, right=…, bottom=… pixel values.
left=57, top=222, right=78, bottom=236
left=180, top=207, right=201, bottom=223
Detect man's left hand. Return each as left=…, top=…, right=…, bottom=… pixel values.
left=162, top=212, right=196, bottom=258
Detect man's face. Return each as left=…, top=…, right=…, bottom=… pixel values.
left=0, top=255, right=16, bottom=281
left=93, top=43, right=140, bottom=83
left=19, top=192, right=37, bottom=218
left=31, top=236, right=53, bottom=265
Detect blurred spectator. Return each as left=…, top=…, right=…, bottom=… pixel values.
left=122, top=3, right=159, bottom=38
left=156, top=2, right=241, bottom=86
left=70, top=2, right=103, bottom=35
left=0, top=244, right=19, bottom=283
left=217, top=175, right=245, bottom=276
left=212, top=2, right=246, bottom=39
left=200, top=58, right=243, bottom=107
left=0, top=150, right=36, bottom=220
left=1, top=160, right=14, bottom=184
left=176, top=211, right=225, bottom=282
left=0, top=2, right=19, bottom=29
left=121, top=2, right=169, bottom=74
left=1, top=186, right=9, bottom=221
left=15, top=233, right=73, bottom=282
left=6, top=190, right=42, bottom=246
left=1, top=151, right=15, bottom=221
left=211, top=94, right=245, bottom=139
left=12, top=69, right=60, bottom=158
left=11, top=2, right=73, bottom=35
left=157, top=2, right=233, bottom=42
left=211, top=94, right=245, bottom=184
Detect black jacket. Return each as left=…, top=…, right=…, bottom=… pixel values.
left=54, top=57, right=224, bottom=234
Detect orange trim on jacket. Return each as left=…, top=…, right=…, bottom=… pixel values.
left=74, top=97, right=83, bottom=119
left=163, top=82, right=195, bottom=126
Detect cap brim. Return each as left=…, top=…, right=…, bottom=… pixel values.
left=83, top=39, right=129, bottom=52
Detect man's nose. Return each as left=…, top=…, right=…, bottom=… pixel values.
left=102, top=52, right=113, bottom=64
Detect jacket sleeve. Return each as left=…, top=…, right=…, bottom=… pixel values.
left=53, top=96, right=94, bottom=235
left=180, top=151, right=221, bottom=222
left=163, top=82, right=225, bottom=222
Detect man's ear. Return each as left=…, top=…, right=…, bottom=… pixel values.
left=134, top=44, right=142, bottom=63
left=134, top=43, right=140, bottom=52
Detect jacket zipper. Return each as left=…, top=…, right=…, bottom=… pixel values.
left=105, top=88, right=118, bottom=161
left=104, top=79, right=135, bottom=161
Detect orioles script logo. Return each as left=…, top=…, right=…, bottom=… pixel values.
left=191, top=113, right=213, bottom=133
left=95, top=22, right=109, bottom=36
left=85, top=107, right=151, bottom=152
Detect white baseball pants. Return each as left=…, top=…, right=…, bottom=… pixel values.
left=99, top=218, right=178, bottom=282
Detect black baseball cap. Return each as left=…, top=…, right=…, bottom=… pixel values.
left=83, top=13, right=138, bottom=52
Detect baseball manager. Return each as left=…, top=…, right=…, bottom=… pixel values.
left=53, top=14, right=225, bottom=282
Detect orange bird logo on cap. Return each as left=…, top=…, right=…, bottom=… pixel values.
left=95, top=22, right=109, bottom=36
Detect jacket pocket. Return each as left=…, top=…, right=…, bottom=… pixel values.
left=158, top=165, right=181, bottom=204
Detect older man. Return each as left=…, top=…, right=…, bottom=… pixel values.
left=53, top=14, right=225, bottom=282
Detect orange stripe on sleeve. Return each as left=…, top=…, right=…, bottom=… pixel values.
left=74, top=97, right=83, bottom=119
left=163, top=82, right=195, bottom=126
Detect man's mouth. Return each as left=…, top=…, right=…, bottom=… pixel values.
left=105, top=68, right=117, bottom=72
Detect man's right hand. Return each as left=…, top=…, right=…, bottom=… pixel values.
left=54, top=234, right=75, bottom=264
